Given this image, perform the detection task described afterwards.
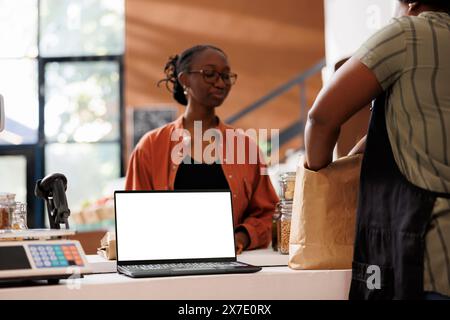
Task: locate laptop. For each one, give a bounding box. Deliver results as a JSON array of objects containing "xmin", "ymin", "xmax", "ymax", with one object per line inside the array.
[{"xmin": 114, "ymin": 190, "xmax": 262, "ymax": 278}]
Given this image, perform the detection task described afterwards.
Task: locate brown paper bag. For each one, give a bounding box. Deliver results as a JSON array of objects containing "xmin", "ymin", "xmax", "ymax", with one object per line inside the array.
[{"xmin": 288, "ymin": 154, "xmax": 362, "ymax": 270}]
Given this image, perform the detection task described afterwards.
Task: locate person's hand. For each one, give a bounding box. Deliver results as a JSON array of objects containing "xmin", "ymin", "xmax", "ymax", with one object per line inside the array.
[{"xmin": 234, "ymin": 230, "xmax": 250, "ymax": 255}]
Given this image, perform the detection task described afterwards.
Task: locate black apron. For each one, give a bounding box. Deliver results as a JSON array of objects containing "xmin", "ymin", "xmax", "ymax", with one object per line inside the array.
[{"xmin": 349, "ymin": 92, "xmax": 450, "ymax": 300}]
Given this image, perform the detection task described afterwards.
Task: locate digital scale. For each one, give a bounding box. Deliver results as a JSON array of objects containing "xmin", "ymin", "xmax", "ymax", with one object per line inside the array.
[{"xmin": 0, "ymin": 229, "xmax": 91, "ymax": 284}]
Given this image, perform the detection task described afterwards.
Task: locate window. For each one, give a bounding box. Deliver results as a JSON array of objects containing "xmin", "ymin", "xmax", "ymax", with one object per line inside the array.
[
  {"xmin": 0, "ymin": 0, "xmax": 38, "ymax": 145},
  {"xmin": 0, "ymin": 0, "xmax": 124, "ymax": 227},
  {"xmin": 39, "ymin": 0, "xmax": 124, "ymax": 57}
]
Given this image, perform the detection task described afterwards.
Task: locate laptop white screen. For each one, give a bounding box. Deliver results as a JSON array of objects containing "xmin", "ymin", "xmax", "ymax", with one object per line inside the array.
[{"xmin": 115, "ymin": 191, "xmax": 236, "ymax": 261}]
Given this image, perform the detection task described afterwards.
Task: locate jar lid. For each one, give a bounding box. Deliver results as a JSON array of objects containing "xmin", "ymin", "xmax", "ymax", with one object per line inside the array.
[{"xmin": 279, "ymin": 172, "xmax": 296, "ymax": 181}]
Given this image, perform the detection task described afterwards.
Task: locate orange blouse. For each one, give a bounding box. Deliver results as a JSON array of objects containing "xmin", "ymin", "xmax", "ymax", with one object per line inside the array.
[{"xmin": 125, "ymin": 116, "xmax": 279, "ymax": 250}]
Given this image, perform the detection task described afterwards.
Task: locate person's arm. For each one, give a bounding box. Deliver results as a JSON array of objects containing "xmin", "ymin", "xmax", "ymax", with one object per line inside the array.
[
  {"xmin": 305, "ymin": 18, "xmax": 407, "ymax": 171},
  {"xmin": 305, "ymin": 57, "xmax": 382, "ymax": 171}
]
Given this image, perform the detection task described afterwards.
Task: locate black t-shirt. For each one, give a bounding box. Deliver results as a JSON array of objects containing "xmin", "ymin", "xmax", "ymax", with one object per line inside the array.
[{"xmin": 174, "ymin": 156, "xmax": 230, "ymax": 190}]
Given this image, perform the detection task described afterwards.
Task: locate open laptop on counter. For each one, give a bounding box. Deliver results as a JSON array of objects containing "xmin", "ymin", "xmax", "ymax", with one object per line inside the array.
[{"xmin": 114, "ymin": 190, "xmax": 261, "ymax": 278}]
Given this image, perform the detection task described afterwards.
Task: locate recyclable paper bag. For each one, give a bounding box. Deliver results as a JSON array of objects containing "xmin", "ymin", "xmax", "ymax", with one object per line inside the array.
[{"xmin": 288, "ymin": 154, "xmax": 362, "ymax": 270}]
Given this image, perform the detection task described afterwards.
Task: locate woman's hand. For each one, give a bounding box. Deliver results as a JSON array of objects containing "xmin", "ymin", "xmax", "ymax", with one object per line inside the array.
[{"xmin": 234, "ymin": 230, "xmax": 250, "ymax": 255}]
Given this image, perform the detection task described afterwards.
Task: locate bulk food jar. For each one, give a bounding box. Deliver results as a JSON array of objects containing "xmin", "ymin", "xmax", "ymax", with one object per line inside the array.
[
  {"xmin": 0, "ymin": 192, "xmax": 16, "ymax": 230},
  {"xmin": 277, "ymin": 200, "xmax": 293, "ymax": 255},
  {"xmin": 279, "ymin": 172, "xmax": 296, "ymax": 201}
]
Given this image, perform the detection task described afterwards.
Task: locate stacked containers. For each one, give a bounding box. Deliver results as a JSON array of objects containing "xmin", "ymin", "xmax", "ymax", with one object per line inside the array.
[
  {"xmin": 274, "ymin": 172, "xmax": 296, "ymax": 254},
  {"xmin": 0, "ymin": 193, "xmax": 27, "ymax": 230}
]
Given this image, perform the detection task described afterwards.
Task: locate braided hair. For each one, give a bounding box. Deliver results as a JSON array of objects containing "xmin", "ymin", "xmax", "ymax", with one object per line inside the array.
[
  {"xmin": 399, "ymin": 0, "xmax": 450, "ymax": 13},
  {"xmin": 157, "ymin": 45, "xmax": 226, "ymax": 106}
]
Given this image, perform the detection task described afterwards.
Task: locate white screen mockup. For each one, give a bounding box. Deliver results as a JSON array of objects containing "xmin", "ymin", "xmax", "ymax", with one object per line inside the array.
[{"xmin": 115, "ymin": 191, "xmax": 236, "ymax": 261}]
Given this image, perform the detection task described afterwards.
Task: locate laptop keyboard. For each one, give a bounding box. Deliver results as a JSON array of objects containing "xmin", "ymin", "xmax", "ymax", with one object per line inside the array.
[{"xmin": 124, "ymin": 262, "xmax": 244, "ymax": 271}]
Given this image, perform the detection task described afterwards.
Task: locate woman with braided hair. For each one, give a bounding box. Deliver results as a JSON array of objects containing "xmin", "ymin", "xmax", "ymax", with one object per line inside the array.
[{"xmin": 125, "ymin": 45, "xmax": 279, "ymax": 254}]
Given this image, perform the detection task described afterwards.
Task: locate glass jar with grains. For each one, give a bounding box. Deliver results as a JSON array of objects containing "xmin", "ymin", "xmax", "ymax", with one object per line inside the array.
[
  {"xmin": 277, "ymin": 200, "xmax": 293, "ymax": 255},
  {"xmin": 279, "ymin": 172, "xmax": 296, "ymax": 201},
  {"xmin": 0, "ymin": 193, "xmax": 16, "ymax": 230}
]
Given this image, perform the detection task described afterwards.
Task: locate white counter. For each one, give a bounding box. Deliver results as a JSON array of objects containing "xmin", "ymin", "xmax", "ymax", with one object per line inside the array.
[{"xmin": 0, "ymin": 249, "xmax": 352, "ymax": 300}]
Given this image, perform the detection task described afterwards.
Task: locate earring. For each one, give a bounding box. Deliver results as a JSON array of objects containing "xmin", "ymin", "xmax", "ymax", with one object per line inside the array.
[{"xmin": 183, "ymin": 86, "xmax": 188, "ymax": 95}]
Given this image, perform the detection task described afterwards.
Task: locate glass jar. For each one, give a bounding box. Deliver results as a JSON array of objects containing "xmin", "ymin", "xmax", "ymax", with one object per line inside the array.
[
  {"xmin": 279, "ymin": 172, "xmax": 296, "ymax": 201},
  {"xmin": 272, "ymin": 203, "xmax": 281, "ymax": 251},
  {"xmin": 278, "ymin": 200, "xmax": 293, "ymax": 255},
  {"xmin": 0, "ymin": 193, "xmax": 16, "ymax": 230}
]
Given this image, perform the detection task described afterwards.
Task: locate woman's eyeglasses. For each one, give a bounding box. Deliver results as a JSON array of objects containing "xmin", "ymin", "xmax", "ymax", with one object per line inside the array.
[{"xmin": 188, "ymin": 69, "xmax": 238, "ymax": 85}]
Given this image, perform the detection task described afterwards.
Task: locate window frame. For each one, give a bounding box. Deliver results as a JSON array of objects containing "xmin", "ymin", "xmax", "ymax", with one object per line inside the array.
[{"xmin": 38, "ymin": 54, "xmax": 125, "ymax": 228}]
